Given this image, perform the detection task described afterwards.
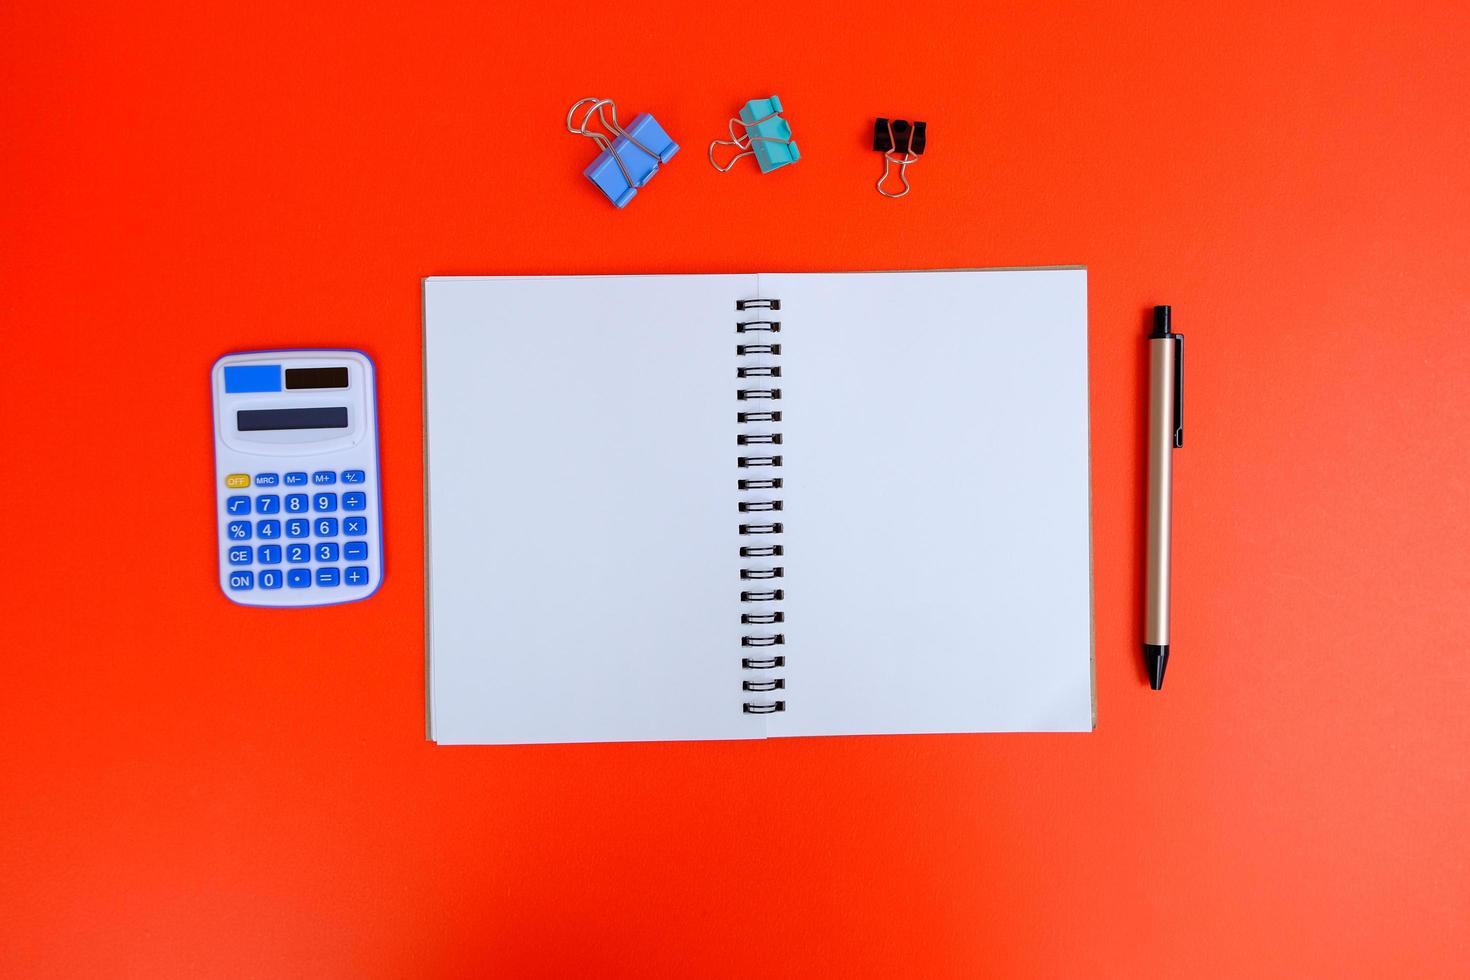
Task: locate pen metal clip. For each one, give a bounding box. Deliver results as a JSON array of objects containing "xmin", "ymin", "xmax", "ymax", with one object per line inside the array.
[{"xmin": 1172, "ymin": 334, "xmax": 1184, "ymax": 449}]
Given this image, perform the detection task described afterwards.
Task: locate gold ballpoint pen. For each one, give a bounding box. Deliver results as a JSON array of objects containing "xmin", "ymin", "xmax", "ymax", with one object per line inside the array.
[{"xmin": 1145, "ymin": 305, "xmax": 1184, "ymax": 690}]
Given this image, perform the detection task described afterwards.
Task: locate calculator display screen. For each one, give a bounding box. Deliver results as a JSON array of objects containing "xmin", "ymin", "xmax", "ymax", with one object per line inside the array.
[
  {"xmin": 285, "ymin": 367, "xmax": 349, "ymax": 390},
  {"xmin": 237, "ymin": 407, "xmax": 349, "ymax": 431}
]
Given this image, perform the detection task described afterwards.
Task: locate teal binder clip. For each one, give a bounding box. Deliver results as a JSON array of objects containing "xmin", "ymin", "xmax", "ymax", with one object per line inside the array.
[
  {"xmin": 708, "ymin": 96, "xmax": 800, "ymax": 174},
  {"xmin": 566, "ymin": 98, "xmax": 679, "ymax": 208}
]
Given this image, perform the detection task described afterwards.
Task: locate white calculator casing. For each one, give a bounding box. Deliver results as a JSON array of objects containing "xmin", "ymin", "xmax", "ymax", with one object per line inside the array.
[{"xmin": 211, "ymin": 349, "xmax": 384, "ymax": 607}]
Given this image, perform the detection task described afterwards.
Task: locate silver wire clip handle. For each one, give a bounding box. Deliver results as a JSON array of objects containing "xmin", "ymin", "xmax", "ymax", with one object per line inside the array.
[{"xmin": 873, "ymin": 118, "xmax": 927, "ymax": 198}]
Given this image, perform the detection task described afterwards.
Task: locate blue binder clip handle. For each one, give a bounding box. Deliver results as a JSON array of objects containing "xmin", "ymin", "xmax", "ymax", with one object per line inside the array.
[
  {"xmin": 709, "ymin": 95, "xmax": 800, "ymax": 174},
  {"xmin": 567, "ymin": 98, "xmax": 679, "ymax": 208}
]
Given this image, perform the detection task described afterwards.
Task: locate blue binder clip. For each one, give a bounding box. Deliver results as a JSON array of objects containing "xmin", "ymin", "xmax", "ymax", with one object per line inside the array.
[
  {"xmin": 566, "ymin": 97, "xmax": 679, "ymax": 208},
  {"xmin": 708, "ymin": 96, "xmax": 800, "ymax": 173}
]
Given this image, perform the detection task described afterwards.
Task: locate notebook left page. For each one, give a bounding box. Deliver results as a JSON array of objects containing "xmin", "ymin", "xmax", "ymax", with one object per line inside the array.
[{"xmin": 424, "ymin": 275, "xmax": 762, "ymax": 745}]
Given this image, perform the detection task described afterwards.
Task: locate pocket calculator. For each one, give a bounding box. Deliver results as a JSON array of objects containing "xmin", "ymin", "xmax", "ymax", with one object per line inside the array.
[{"xmin": 211, "ymin": 349, "xmax": 383, "ymax": 606}]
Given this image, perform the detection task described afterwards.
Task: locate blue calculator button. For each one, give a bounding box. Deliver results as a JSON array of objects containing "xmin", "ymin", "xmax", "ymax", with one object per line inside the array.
[
  {"xmin": 286, "ymin": 543, "xmax": 311, "ymax": 564},
  {"xmin": 343, "ymin": 469, "xmax": 366, "ymax": 484},
  {"xmin": 316, "ymin": 567, "xmax": 341, "ymax": 587},
  {"xmin": 254, "ymin": 473, "xmax": 279, "ymax": 487},
  {"xmin": 227, "ymin": 545, "xmax": 253, "ymax": 565},
  {"xmin": 257, "ymin": 545, "xmax": 282, "ymax": 565},
  {"xmin": 285, "ymin": 494, "xmax": 309, "ymax": 514},
  {"xmin": 259, "ymin": 569, "xmax": 283, "ymax": 590},
  {"xmin": 227, "ymin": 520, "xmax": 252, "ymax": 540},
  {"xmin": 287, "ymin": 569, "xmax": 311, "ymax": 588},
  {"xmin": 312, "ymin": 471, "xmax": 337, "ymax": 485},
  {"xmin": 342, "ymin": 491, "xmax": 366, "ymax": 511},
  {"xmin": 285, "ymin": 518, "xmax": 310, "ymax": 539},
  {"xmin": 345, "ymin": 566, "xmax": 370, "ymax": 586},
  {"xmin": 284, "ymin": 472, "xmax": 308, "ymax": 486},
  {"xmin": 343, "ymin": 516, "xmax": 367, "ymax": 537},
  {"xmin": 226, "ymin": 495, "xmax": 251, "ymax": 515},
  {"xmin": 314, "ymin": 492, "xmax": 338, "ymax": 513},
  {"xmin": 316, "ymin": 542, "xmax": 340, "ymax": 562},
  {"xmin": 343, "ymin": 541, "xmax": 369, "ymax": 561},
  {"xmin": 227, "ymin": 570, "xmax": 254, "ymax": 591},
  {"xmin": 256, "ymin": 519, "xmax": 281, "ymax": 540},
  {"xmin": 315, "ymin": 517, "xmax": 339, "ymax": 537},
  {"xmin": 255, "ymin": 494, "xmax": 281, "ymax": 514}
]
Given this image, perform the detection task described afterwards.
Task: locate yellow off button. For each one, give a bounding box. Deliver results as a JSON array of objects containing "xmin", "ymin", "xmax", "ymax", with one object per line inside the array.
[{"xmin": 225, "ymin": 473, "xmax": 250, "ymax": 488}]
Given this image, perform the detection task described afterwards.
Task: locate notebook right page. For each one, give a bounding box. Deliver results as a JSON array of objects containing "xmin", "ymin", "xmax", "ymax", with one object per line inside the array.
[{"xmin": 763, "ymin": 270, "xmax": 1094, "ymax": 736}]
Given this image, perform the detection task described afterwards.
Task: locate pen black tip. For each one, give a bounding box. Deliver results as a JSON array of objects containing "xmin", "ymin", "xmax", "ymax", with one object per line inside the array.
[
  {"xmin": 1151, "ymin": 305, "xmax": 1172, "ymax": 337},
  {"xmin": 1144, "ymin": 644, "xmax": 1169, "ymax": 690}
]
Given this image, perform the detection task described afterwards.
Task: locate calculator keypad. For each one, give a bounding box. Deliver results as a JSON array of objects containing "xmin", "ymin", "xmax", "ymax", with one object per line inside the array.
[{"xmin": 221, "ymin": 469, "xmax": 375, "ymax": 598}]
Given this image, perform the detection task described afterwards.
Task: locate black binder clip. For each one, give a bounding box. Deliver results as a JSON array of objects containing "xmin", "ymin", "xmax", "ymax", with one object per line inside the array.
[{"xmin": 873, "ymin": 118, "xmax": 926, "ymax": 198}]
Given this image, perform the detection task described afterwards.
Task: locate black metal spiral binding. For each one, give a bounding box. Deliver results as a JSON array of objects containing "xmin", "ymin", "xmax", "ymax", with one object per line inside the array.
[
  {"xmin": 742, "ymin": 611, "xmax": 784, "ymax": 623},
  {"xmin": 736, "ymin": 296, "xmax": 786, "ymax": 715},
  {"xmin": 738, "ymin": 523, "xmax": 782, "ymax": 535}
]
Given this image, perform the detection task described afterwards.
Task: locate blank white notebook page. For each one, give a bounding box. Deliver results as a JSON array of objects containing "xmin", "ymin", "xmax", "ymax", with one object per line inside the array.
[
  {"xmin": 424, "ymin": 275, "xmax": 763, "ymax": 745},
  {"xmin": 766, "ymin": 270, "xmax": 1094, "ymax": 736}
]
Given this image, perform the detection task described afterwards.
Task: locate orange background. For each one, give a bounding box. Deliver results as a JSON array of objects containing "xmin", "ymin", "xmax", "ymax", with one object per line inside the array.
[{"xmin": 2, "ymin": 1, "xmax": 1467, "ymax": 977}]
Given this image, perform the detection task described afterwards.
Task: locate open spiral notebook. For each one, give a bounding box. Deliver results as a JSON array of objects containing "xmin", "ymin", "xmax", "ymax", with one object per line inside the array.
[{"xmin": 424, "ymin": 270, "xmax": 1094, "ymax": 744}]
